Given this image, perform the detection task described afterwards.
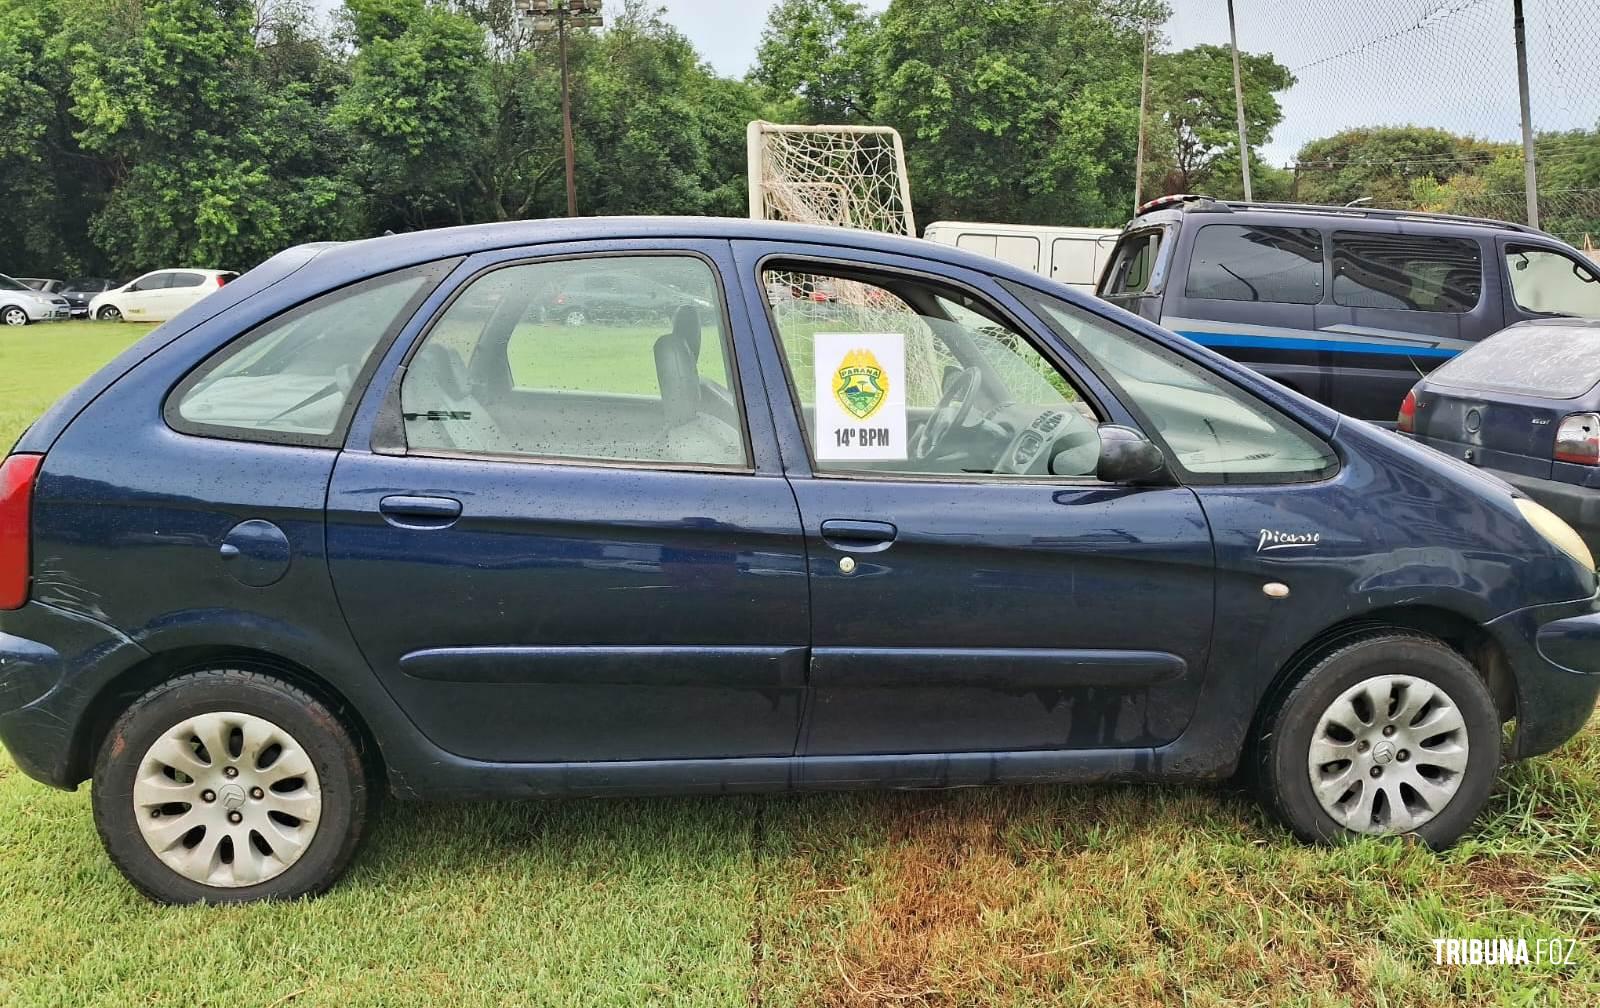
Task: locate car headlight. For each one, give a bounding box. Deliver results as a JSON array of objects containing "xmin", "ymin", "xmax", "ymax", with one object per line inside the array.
[{"xmin": 1515, "ymin": 497, "xmax": 1594, "ymax": 570}]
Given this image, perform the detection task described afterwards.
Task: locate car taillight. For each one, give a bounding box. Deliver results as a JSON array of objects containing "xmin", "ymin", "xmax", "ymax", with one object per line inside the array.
[
  {"xmin": 555, "ymin": 292, "xmax": 566, "ymax": 305},
  {"xmin": 215, "ymin": 275, "xmax": 227, "ymax": 287},
  {"xmin": 1397, "ymin": 390, "xmax": 1417, "ymax": 434},
  {"xmin": 0, "ymin": 454, "xmax": 43, "ymax": 610},
  {"xmin": 1555, "ymin": 413, "xmax": 1600, "ymax": 465}
]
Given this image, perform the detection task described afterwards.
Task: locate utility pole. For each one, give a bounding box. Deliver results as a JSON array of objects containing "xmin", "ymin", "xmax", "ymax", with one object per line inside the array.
[
  {"xmin": 1133, "ymin": 22, "xmax": 1151, "ymax": 213},
  {"xmin": 1226, "ymin": 0, "xmax": 1253, "ymax": 202},
  {"xmin": 1512, "ymin": 0, "xmax": 1539, "ymax": 229},
  {"xmin": 520, "ymin": 0, "xmax": 604, "ymax": 217}
]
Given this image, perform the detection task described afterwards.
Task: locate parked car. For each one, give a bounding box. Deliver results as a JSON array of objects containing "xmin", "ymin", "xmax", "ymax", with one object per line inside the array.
[
  {"xmin": 546, "ymin": 268, "xmax": 708, "ymax": 325},
  {"xmin": 924, "ymin": 220, "xmax": 1120, "ymax": 292},
  {"xmin": 90, "ymin": 268, "xmax": 238, "ymax": 322},
  {"xmin": 3, "ymin": 217, "xmax": 1599, "ymax": 904},
  {"xmin": 0, "ymin": 272, "xmax": 71, "ymax": 325},
  {"xmin": 1096, "ymin": 196, "xmax": 1600, "ymax": 422},
  {"xmin": 20, "ymin": 277, "xmax": 120, "ymax": 318},
  {"xmin": 1403, "ymin": 317, "xmax": 1600, "ymax": 555}
]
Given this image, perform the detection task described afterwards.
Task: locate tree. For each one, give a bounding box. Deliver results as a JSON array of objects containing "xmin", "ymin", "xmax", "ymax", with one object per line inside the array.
[
  {"xmin": 1292, "ymin": 126, "xmax": 1511, "ymax": 208},
  {"xmin": 1143, "ymin": 43, "xmax": 1292, "ymax": 197},
  {"xmin": 752, "ymin": 0, "xmax": 879, "ymax": 123}
]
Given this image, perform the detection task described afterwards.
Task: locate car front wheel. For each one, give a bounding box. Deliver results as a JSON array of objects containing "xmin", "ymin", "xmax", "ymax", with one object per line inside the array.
[
  {"xmin": 96, "ymin": 305, "xmax": 122, "ymax": 321},
  {"xmin": 1, "ymin": 305, "xmax": 29, "ymax": 326},
  {"xmin": 1256, "ymin": 631, "xmax": 1500, "ymax": 849},
  {"xmin": 91, "ymin": 669, "xmax": 371, "ymax": 904}
]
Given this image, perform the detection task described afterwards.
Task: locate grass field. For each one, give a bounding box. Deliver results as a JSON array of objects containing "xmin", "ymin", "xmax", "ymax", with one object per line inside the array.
[{"xmin": 2, "ymin": 319, "xmax": 1599, "ymax": 1006}]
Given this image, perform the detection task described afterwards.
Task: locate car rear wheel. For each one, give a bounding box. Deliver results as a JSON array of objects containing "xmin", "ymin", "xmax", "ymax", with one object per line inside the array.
[
  {"xmin": 96, "ymin": 305, "xmax": 122, "ymax": 322},
  {"xmin": 91, "ymin": 669, "xmax": 371, "ymax": 904},
  {"xmin": 1, "ymin": 305, "xmax": 28, "ymax": 326},
  {"xmin": 1256, "ymin": 631, "xmax": 1500, "ymax": 849}
]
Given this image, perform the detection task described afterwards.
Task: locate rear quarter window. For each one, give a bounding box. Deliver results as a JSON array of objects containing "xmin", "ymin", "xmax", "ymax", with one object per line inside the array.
[
  {"xmin": 1184, "ymin": 224, "xmax": 1324, "ymax": 305},
  {"xmin": 1427, "ymin": 323, "xmax": 1600, "ymax": 399}
]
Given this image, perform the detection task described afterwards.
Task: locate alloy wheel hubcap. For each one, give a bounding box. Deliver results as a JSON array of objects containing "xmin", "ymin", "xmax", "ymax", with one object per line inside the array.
[
  {"xmin": 133, "ymin": 711, "xmax": 322, "ymax": 887},
  {"xmin": 1307, "ymin": 674, "xmax": 1470, "ymax": 835}
]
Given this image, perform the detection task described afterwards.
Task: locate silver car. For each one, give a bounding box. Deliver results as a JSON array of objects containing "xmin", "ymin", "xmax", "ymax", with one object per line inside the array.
[{"xmin": 0, "ymin": 273, "xmax": 70, "ymax": 325}]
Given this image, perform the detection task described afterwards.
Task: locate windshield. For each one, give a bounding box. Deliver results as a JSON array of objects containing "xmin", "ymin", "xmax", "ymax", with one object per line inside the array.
[
  {"xmin": 1429, "ymin": 323, "xmax": 1600, "ymax": 399},
  {"xmin": 0, "ymin": 274, "xmax": 31, "ymax": 292}
]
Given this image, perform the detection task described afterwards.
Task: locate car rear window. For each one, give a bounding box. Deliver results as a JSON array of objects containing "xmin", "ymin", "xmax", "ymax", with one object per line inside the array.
[
  {"xmin": 1427, "ymin": 324, "xmax": 1600, "ymax": 399},
  {"xmin": 1101, "ymin": 229, "xmax": 1165, "ymax": 295}
]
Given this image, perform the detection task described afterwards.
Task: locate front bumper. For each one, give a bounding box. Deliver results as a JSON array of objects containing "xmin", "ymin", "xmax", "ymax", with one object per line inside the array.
[
  {"xmin": 1490, "ymin": 467, "xmax": 1600, "ymax": 555},
  {"xmin": 1487, "ymin": 587, "xmax": 1600, "ymax": 758},
  {"xmin": 0, "ymin": 601, "xmax": 148, "ymax": 788}
]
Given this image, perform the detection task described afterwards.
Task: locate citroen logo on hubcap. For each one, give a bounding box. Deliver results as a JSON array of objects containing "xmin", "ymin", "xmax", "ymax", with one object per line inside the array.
[
  {"xmin": 1372, "ymin": 741, "xmax": 1396, "ymax": 765},
  {"xmin": 218, "ymin": 783, "xmax": 247, "ymax": 810}
]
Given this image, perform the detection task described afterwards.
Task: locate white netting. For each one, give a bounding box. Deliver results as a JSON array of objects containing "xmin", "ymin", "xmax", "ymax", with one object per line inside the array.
[{"xmin": 746, "ymin": 121, "xmax": 916, "ymax": 236}]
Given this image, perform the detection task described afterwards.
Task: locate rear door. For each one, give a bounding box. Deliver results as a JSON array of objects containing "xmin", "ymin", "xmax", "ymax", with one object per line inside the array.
[
  {"xmin": 326, "ymin": 240, "xmax": 811, "ymax": 764},
  {"xmin": 736, "ymin": 242, "xmax": 1216, "ymax": 757},
  {"xmin": 1317, "ymin": 227, "xmax": 1489, "ymax": 420},
  {"xmin": 1096, "ymin": 225, "xmax": 1170, "ymax": 320},
  {"xmin": 157, "ymin": 271, "xmax": 209, "ymax": 320}
]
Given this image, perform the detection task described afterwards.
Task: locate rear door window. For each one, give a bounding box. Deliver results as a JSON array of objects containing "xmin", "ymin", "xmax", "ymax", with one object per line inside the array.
[
  {"xmin": 1427, "ymin": 323, "xmax": 1600, "ymax": 399},
  {"xmin": 1332, "ymin": 232, "xmax": 1481, "ymax": 312},
  {"xmin": 1504, "ymin": 245, "xmax": 1600, "ymax": 316},
  {"xmin": 1101, "ymin": 229, "xmax": 1164, "ymax": 295},
  {"xmin": 1184, "ymin": 225, "xmax": 1324, "ymax": 304}
]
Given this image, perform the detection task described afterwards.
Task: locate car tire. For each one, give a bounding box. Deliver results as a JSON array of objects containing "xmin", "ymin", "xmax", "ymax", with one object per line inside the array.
[
  {"xmin": 1255, "ymin": 631, "xmax": 1500, "ymax": 850},
  {"xmin": 1, "ymin": 305, "xmax": 29, "ymax": 326},
  {"xmin": 96, "ymin": 305, "xmax": 122, "ymax": 322},
  {"xmin": 91, "ymin": 669, "xmax": 371, "ymax": 904}
]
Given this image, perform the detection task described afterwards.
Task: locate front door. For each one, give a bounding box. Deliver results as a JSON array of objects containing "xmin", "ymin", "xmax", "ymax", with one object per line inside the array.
[
  {"xmin": 327, "ymin": 243, "xmax": 810, "ymax": 763},
  {"xmin": 119, "ymin": 272, "xmax": 170, "ymax": 320},
  {"xmin": 737, "ymin": 247, "xmax": 1217, "ymax": 756}
]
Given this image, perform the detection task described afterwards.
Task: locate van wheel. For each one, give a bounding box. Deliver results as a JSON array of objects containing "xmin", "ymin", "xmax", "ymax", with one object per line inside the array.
[
  {"xmin": 91, "ymin": 669, "xmax": 370, "ymax": 904},
  {"xmin": 1255, "ymin": 632, "xmax": 1499, "ymax": 850}
]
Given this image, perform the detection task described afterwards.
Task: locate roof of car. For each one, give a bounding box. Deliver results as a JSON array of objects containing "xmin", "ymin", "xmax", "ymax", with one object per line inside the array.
[
  {"xmin": 305, "ymin": 216, "xmax": 1027, "ymax": 279},
  {"xmin": 1129, "ymin": 196, "xmax": 1560, "ymax": 241}
]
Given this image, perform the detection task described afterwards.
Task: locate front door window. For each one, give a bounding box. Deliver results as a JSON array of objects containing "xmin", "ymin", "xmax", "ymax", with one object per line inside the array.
[{"xmin": 1505, "ymin": 245, "xmax": 1600, "ymax": 316}]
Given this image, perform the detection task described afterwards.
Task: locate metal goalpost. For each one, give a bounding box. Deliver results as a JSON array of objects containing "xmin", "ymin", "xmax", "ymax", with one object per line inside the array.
[{"xmin": 745, "ymin": 120, "xmax": 917, "ymax": 236}]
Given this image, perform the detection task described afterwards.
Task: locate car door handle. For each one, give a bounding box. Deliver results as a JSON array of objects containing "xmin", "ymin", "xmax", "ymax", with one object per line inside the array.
[
  {"xmin": 820, "ymin": 519, "xmax": 898, "ymax": 552},
  {"xmin": 379, "ymin": 495, "xmax": 463, "ymax": 528}
]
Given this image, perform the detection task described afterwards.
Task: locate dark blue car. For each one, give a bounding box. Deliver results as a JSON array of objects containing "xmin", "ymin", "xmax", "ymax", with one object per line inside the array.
[
  {"xmin": 2, "ymin": 218, "xmax": 1598, "ymax": 904},
  {"xmin": 1404, "ymin": 318, "xmax": 1600, "ymax": 555}
]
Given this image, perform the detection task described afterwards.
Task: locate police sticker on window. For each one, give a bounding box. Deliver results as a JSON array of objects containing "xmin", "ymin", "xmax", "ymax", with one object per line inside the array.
[{"xmin": 813, "ymin": 332, "xmax": 907, "ymax": 460}]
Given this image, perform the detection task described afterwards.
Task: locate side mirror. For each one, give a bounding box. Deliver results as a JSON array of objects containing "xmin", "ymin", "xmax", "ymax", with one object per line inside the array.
[{"xmin": 1095, "ymin": 424, "xmax": 1168, "ymax": 484}]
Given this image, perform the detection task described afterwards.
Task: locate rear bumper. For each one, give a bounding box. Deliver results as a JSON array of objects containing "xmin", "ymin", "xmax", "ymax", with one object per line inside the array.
[
  {"xmin": 0, "ymin": 602, "xmax": 148, "ymax": 788},
  {"xmin": 1487, "ymin": 587, "xmax": 1600, "ymax": 758},
  {"xmin": 1490, "ymin": 467, "xmax": 1600, "ymax": 554}
]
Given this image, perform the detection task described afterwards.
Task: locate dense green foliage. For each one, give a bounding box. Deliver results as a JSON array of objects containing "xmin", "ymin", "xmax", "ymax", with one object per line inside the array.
[{"xmin": 0, "ymin": 0, "xmax": 762, "ymax": 276}]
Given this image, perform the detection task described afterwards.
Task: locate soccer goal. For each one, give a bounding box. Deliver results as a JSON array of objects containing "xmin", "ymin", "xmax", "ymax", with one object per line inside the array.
[{"xmin": 746, "ymin": 121, "xmax": 916, "ymax": 236}]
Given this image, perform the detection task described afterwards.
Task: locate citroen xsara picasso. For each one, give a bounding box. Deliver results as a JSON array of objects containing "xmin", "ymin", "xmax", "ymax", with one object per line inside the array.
[{"xmin": 2, "ymin": 218, "xmax": 1598, "ymax": 904}]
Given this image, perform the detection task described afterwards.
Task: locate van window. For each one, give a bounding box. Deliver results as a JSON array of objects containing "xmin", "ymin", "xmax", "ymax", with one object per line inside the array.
[
  {"xmin": 1332, "ymin": 232, "xmax": 1481, "ymax": 312},
  {"xmin": 1504, "ymin": 246, "xmax": 1600, "ymax": 316},
  {"xmin": 1184, "ymin": 225, "xmax": 1323, "ymax": 305},
  {"xmin": 1102, "ymin": 230, "xmax": 1164, "ymax": 295},
  {"xmin": 955, "ymin": 233, "xmax": 1040, "ymax": 271}
]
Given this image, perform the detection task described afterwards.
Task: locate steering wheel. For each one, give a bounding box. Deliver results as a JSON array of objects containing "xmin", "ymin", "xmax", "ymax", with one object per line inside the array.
[{"xmin": 911, "ymin": 367, "xmax": 982, "ymax": 460}]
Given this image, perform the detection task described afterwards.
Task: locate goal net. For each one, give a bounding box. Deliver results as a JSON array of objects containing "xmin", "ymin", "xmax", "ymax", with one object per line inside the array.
[{"xmin": 746, "ymin": 121, "xmax": 916, "ymax": 236}]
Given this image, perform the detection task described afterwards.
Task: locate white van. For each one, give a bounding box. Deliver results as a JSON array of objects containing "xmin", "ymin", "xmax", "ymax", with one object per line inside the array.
[{"xmin": 923, "ymin": 221, "xmax": 1121, "ymax": 292}]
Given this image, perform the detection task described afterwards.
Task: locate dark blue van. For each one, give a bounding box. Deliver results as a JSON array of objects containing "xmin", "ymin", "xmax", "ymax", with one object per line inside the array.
[
  {"xmin": 1097, "ymin": 198, "xmax": 1600, "ymax": 422},
  {"xmin": 2, "ymin": 217, "xmax": 1598, "ymax": 903}
]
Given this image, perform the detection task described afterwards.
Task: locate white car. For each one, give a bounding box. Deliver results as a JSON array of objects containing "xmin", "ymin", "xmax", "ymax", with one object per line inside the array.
[
  {"xmin": 90, "ymin": 268, "xmax": 239, "ymax": 323},
  {"xmin": 0, "ymin": 273, "xmax": 71, "ymax": 325}
]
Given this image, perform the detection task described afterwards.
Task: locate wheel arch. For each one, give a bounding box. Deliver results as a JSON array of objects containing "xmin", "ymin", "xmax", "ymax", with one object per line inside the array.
[
  {"xmin": 68, "ymin": 645, "xmax": 385, "ymax": 789},
  {"xmin": 1251, "ymin": 604, "xmax": 1517, "ymax": 743}
]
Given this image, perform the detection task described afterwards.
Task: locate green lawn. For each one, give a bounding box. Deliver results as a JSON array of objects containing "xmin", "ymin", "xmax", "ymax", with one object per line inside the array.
[{"xmin": 2, "ymin": 320, "xmax": 1599, "ymax": 1006}]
